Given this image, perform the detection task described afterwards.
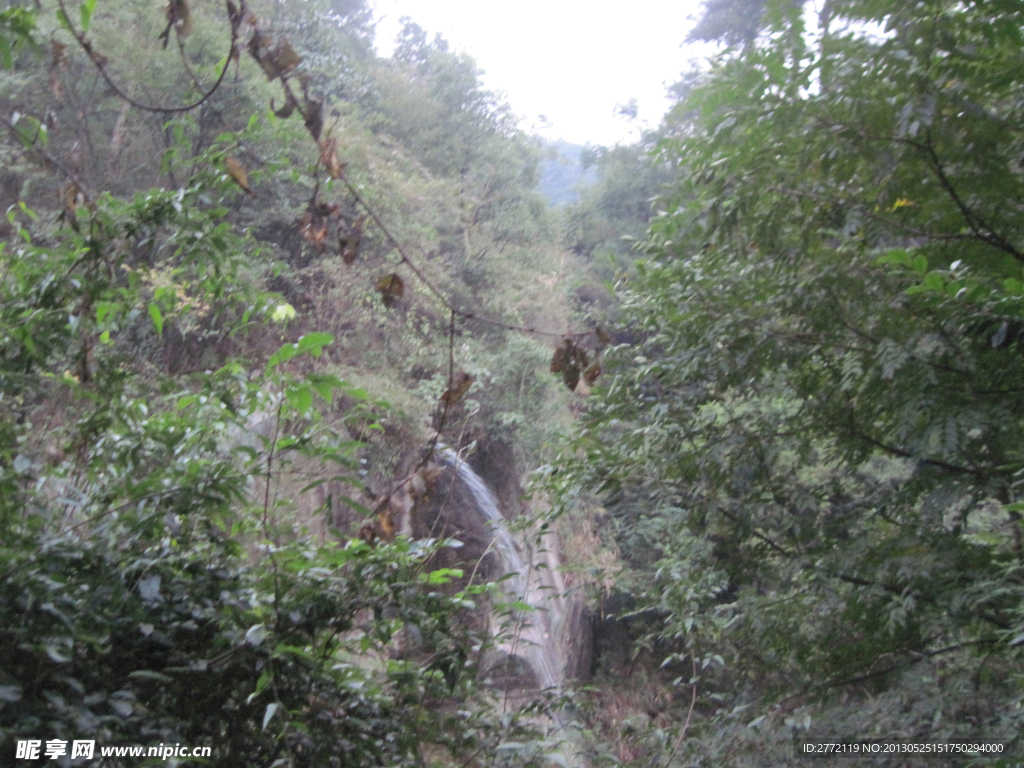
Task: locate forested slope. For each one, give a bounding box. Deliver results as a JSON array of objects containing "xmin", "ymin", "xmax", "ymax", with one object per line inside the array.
[
  {"xmin": 553, "ymin": 0, "xmax": 1024, "ymax": 765},
  {"xmin": 0, "ymin": 0, "xmax": 593, "ymax": 764},
  {"xmin": 6, "ymin": 0, "xmax": 1024, "ymax": 766}
]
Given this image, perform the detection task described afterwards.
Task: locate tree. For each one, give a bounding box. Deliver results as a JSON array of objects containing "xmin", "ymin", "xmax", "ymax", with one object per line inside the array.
[
  {"xmin": 688, "ymin": 0, "xmax": 777, "ymax": 48},
  {"xmin": 556, "ymin": 0, "xmax": 1024, "ymax": 763},
  {"xmin": 0, "ymin": 1, "xmax": 572, "ymax": 764}
]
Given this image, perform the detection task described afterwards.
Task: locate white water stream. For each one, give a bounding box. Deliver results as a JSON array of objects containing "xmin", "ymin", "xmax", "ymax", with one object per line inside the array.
[{"xmin": 441, "ymin": 449, "xmax": 567, "ymax": 693}]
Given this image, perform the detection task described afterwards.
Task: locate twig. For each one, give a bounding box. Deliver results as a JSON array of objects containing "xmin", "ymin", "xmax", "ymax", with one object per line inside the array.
[
  {"xmin": 0, "ymin": 113, "xmax": 91, "ymax": 200},
  {"xmin": 56, "ymin": 0, "xmax": 236, "ymax": 114},
  {"xmin": 921, "ymin": 132, "xmax": 1024, "ymax": 263},
  {"xmin": 663, "ymin": 657, "xmax": 700, "ymax": 768}
]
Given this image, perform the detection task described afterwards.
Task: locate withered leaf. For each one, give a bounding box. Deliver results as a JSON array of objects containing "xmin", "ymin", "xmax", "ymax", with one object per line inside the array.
[
  {"xmin": 60, "ymin": 183, "xmax": 83, "ymax": 232},
  {"xmin": 223, "ymin": 156, "xmax": 255, "ymax": 197},
  {"xmin": 595, "ymin": 326, "xmax": 612, "ymax": 345},
  {"xmin": 376, "ymin": 273, "xmax": 404, "ymax": 307},
  {"xmin": 357, "ymin": 522, "xmax": 377, "ymax": 547},
  {"xmin": 50, "ymin": 41, "xmax": 68, "ymax": 101},
  {"xmin": 340, "ymin": 215, "xmax": 366, "ymax": 265},
  {"xmin": 319, "ymin": 137, "xmax": 346, "ymax": 179},
  {"xmin": 299, "ymin": 211, "xmax": 328, "ymax": 253},
  {"xmin": 550, "ymin": 338, "xmax": 572, "ymax": 373},
  {"xmin": 268, "ymin": 40, "xmax": 302, "ymax": 76},
  {"xmin": 572, "ymin": 344, "xmax": 590, "ymax": 371},
  {"xmin": 303, "ymin": 99, "xmax": 324, "ymax": 140},
  {"xmin": 247, "ymin": 31, "xmax": 278, "ymax": 79},
  {"xmin": 377, "ymin": 508, "xmax": 396, "ymax": 541},
  {"xmin": 552, "ymin": 337, "xmax": 590, "ymax": 390},
  {"xmin": 440, "ymin": 371, "xmax": 474, "ymax": 406},
  {"xmin": 562, "ymin": 365, "xmax": 580, "ymax": 392},
  {"xmin": 63, "ymin": 182, "xmax": 82, "ymax": 212},
  {"xmin": 160, "ymin": 0, "xmax": 192, "ymax": 48},
  {"xmin": 583, "ymin": 360, "xmax": 602, "ymax": 386},
  {"xmin": 272, "ymin": 93, "xmax": 297, "ymax": 119},
  {"xmin": 51, "ymin": 40, "xmax": 68, "ymax": 69},
  {"xmin": 50, "ymin": 72, "xmax": 63, "ymax": 103}
]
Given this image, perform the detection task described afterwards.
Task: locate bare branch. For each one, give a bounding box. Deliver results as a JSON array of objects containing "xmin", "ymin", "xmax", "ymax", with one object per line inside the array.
[{"xmin": 56, "ymin": 0, "xmax": 237, "ymax": 114}]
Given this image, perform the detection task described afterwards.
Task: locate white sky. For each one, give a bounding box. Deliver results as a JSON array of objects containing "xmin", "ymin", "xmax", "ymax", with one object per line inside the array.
[{"xmin": 371, "ymin": 0, "xmax": 710, "ymax": 147}]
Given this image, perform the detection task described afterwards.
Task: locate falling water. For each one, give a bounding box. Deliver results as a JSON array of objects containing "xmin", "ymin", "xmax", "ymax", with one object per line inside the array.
[{"xmin": 441, "ymin": 449, "xmax": 566, "ymax": 693}]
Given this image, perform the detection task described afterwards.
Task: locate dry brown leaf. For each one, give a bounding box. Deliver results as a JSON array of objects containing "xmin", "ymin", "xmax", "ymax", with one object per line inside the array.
[
  {"xmin": 63, "ymin": 183, "xmax": 79, "ymax": 211},
  {"xmin": 551, "ymin": 338, "xmax": 590, "ymax": 391},
  {"xmin": 357, "ymin": 522, "xmax": 377, "ymax": 547},
  {"xmin": 247, "ymin": 31, "xmax": 278, "ymax": 79},
  {"xmin": 226, "ymin": 0, "xmax": 241, "ymax": 26},
  {"xmin": 440, "ymin": 371, "xmax": 474, "ymax": 406},
  {"xmin": 272, "ymin": 93, "xmax": 297, "ymax": 118},
  {"xmin": 269, "ymin": 40, "xmax": 302, "ymax": 76},
  {"xmin": 340, "ymin": 215, "xmax": 365, "ymax": 265},
  {"xmin": 376, "ymin": 273, "xmax": 404, "ymax": 307},
  {"xmin": 377, "ymin": 508, "xmax": 395, "ymax": 541},
  {"xmin": 160, "ymin": 0, "xmax": 192, "ymax": 48},
  {"xmin": 562, "ymin": 365, "xmax": 581, "ymax": 392},
  {"xmin": 572, "ymin": 344, "xmax": 590, "ymax": 371},
  {"xmin": 223, "ymin": 156, "xmax": 255, "ymax": 197},
  {"xmin": 550, "ymin": 338, "xmax": 572, "ymax": 373},
  {"xmin": 61, "ymin": 183, "xmax": 83, "ymax": 232},
  {"xmin": 51, "ymin": 40, "xmax": 68, "ymax": 69},
  {"xmin": 583, "ymin": 360, "xmax": 602, "ymax": 386},
  {"xmin": 299, "ymin": 211, "xmax": 328, "ymax": 252},
  {"xmin": 49, "ymin": 42, "xmax": 68, "ymax": 101},
  {"xmin": 596, "ymin": 326, "xmax": 612, "ymax": 345},
  {"xmin": 303, "ymin": 99, "xmax": 324, "ymax": 140},
  {"xmin": 319, "ymin": 137, "xmax": 347, "ymax": 179}
]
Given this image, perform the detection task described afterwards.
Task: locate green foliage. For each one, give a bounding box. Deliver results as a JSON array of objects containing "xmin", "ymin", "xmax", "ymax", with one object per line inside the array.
[
  {"xmin": 0, "ymin": 0, "xmax": 580, "ymax": 762},
  {"xmin": 0, "ymin": 3, "xmax": 35, "ymax": 69},
  {"xmin": 563, "ymin": 138, "xmax": 677, "ymax": 265},
  {"xmin": 555, "ymin": 0, "xmax": 1024, "ymax": 763}
]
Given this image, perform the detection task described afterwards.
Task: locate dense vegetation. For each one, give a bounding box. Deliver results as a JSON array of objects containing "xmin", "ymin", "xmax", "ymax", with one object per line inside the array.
[
  {"xmin": 0, "ymin": 0, "xmax": 579, "ymax": 765},
  {"xmin": 6, "ymin": 0, "xmax": 1024, "ymax": 766},
  {"xmin": 555, "ymin": 0, "xmax": 1024, "ymax": 764}
]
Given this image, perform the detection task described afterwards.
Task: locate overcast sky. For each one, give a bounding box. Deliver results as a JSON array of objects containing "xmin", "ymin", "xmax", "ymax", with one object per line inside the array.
[{"xmin": 371, "ymin": 0, "xmax": 710, "ymax": 147}]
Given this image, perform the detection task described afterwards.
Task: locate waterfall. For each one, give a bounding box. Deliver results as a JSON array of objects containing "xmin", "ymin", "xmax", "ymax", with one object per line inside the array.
[{"xmin": 441, "ymin": 449, "xmax": 566, "ymax": 693}]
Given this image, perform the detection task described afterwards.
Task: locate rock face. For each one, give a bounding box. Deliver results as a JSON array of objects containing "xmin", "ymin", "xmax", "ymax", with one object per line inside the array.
[{"xmin": 411, "ymin": 448, "xmax": 592, "ymax": 693}]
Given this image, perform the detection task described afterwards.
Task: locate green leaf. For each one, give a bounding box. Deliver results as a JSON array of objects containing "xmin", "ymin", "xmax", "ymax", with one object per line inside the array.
[
  {"xmin": 147, "ymin": 302, "xmax": 163, "ymax": 336},
  {"xmin": 266, "ymin": 342, "xmax": 300, "ymax": 370},
  {"xmin": 11, "ymin": 113, "xmax": 42, "ymax": 149},
  {"xmin": 424, "ymin": 568, "xmax": 464, "ymax": 585},
  {"xmin": 95, "ymin": 301, "xmax": 115, "ymax": 324},
  {"xmin": 273, "ymin": 644, "xmax": 318, "ymax": 663},
  {"xmin": 922, "ymin": 272, "xmax": 945, "ymax": 292},
  {"xmin": 79, "ymin": 0, "xmax": 95, "ymax": 32},
  {"xmin": 295, "ymin": 332, "xmax": 334, "ymax": 357},
  {"xmin": 0, "ymin": 33, "xmax": 11, "ymax": 70},
  {"xmin": 307, "ymin": 373, "xmax": 347, "ymax": 403},
  {"xmin": 286, "ymin": 384, "xmax": 313, "ymax": 415},
  {"xmin": 271, "ymin": 303, "xmax": 296, "ymax": 323},
  {"xmin": 877, "ymin": 248, "xmax": 912, "ymax": 267}
]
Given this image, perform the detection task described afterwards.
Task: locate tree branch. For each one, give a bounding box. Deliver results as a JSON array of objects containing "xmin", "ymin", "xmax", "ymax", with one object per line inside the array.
[{"xmin": 56, "ymin": 0, "xmax": 237, "ymax": 114}]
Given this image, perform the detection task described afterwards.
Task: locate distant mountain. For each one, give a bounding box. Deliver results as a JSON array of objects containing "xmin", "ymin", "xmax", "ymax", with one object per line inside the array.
[{"xmin": 536, "ymin": 139, "xmax": 598, "ymax": 206}]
